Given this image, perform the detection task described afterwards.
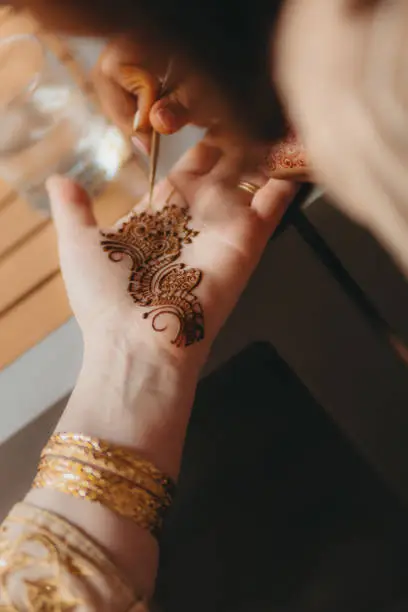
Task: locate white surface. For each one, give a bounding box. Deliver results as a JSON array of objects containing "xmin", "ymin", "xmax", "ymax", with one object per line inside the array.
[{"xmin": 0, "ymin": 319, "xmax": 82, "ymax": 444}]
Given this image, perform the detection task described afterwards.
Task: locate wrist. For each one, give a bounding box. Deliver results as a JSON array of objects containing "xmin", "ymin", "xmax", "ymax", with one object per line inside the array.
[{"xmin": 57, "ymin": 334, "xmax": 201, "ymax": 480}]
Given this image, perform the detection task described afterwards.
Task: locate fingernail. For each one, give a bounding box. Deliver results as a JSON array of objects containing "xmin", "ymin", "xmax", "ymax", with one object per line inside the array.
[
  {"xmin": 131, "ymin": 135, "xmax": 149, "ymax": 157},
  {"xmin": 133, "ymin": 110, "xmax": 140, "ymax": 132}
]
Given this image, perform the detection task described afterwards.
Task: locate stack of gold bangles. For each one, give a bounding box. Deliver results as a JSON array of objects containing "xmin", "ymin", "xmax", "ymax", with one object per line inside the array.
[{"xmin": 32, "ymin": 433, "xmax": 176, "ymax": 538}]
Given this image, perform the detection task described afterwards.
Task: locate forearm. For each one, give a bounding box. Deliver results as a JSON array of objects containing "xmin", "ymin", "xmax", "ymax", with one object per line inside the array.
[
  {"xmin": 56, "ymin": 338, "xmax": 200, "ymax": 478},
  {"xmin": 26, "ymin": 336, "xmax": 201, "ymax": 594}
]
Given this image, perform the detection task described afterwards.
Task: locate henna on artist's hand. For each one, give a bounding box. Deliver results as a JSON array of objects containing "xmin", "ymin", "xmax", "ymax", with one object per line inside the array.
[{"xmin": 262, "ymin": 131, "xmax": 310, "ymax": 182}]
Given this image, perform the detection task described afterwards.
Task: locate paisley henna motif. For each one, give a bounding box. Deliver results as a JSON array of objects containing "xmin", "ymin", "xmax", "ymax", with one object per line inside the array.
[{"xmin": 101, "ymin": 200, "xmax": 205, "ymax": 347}]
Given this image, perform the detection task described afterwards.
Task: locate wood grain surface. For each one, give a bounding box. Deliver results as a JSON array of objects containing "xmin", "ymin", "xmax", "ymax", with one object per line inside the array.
[{"xmin": 0, "ymin": 8, "xmax": 146, "ymax": 369}]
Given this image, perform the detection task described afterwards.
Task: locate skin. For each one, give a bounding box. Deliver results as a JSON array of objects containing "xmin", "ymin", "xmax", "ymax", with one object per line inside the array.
[
  {"xmin": 2, "ymin": 0, "xmax": 407, "ymax": 602},
  {"xmin": 9, "ymin": 1, "xmax": 310, "ymax": 180},
  {"xmin": 7, "ymin": 0, "xmax": 408, "ymax": 271},
  {"xmin": 93, "ymin": 41, "xmax": 310, "ymax": 180},
  {"xmin": 23, "ymin": 142, "xmax": 296, "ymax": 596},
  {"xmin": 17, "ymin": 0, "xmax": 408, "ymax": 273}
]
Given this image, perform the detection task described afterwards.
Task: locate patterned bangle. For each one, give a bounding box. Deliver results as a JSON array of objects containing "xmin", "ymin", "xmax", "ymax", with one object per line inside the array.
[
  {"xmin": 33, "ymin": 456, "xmax": 170, "ymax": 537},
  {"xmin": 44, "ymin": 433, "xmax": 176, "ymax": 497},
  {"xmin": 42, "ymin": 440, "xmax": 173, "ymax": 505}
]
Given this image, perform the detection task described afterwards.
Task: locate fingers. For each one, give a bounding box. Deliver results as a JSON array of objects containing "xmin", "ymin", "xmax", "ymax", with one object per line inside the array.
[
  {"xmin": 93, "ymin": 41, "xmax": 160, "ymax": 155},
  {"xmin": 117, "ymin": 65, "xmax": 159, "ymax": 156},
  {"xmin": 150, "ymin": 72, "xmax": 220, "ymax": 135},
  {"xmin": 235, "ymin": 176, "xmax": 268, "ymax": 207},
  {"xmin": 94, "ymin": 48, "xmax": 140, "ymax": 135},
  {"xmin": 171, "ymin": 141, "xmax": 222, "ymax": 176},
  {"xmin": 251, "ymin": 179, "xmax": 299, "ymax": 225},
  {"xmin": 117, "ymin": 66, "xmax": 159, "ymax": 132},
  {"xmin": 94, "ymin": 41, "xmax": 224, "ymax": 165},
  {"xmin": 166, "ymin": 142, "xmax": 222, "ymax": 203},
  {"xmin": 150, "ymin": 88, "xmax": 191, "ymax": 135},
  {"xmin": 165, "ymin": 137, "xmax": 297, "ymax": 232},
  {"xmin": 95, "ymin": 43, "xmax": 193, "ymax": 139},
  {"xmin": 46, "ymin": 176, "xmax": 97, "ymax": 245}
]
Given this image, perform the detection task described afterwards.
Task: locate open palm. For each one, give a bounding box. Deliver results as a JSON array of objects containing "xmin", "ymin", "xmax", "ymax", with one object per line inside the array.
[{"xmin": 48, "ymin": 140, "xmax": 295, "ymax": 365}]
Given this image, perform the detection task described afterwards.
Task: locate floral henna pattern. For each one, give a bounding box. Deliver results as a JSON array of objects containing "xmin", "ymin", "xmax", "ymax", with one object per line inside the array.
[
  {"xmin": 263, "ymin": 131, "xmax": 309, "ymax": 179},
  {"xmin": 101, "ymin": 200, "xmax": 205, "ymax": 347}
]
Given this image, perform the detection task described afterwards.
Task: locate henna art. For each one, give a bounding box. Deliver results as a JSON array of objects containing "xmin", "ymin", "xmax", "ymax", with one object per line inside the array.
[
  {"xmin": 101, "ymin": 200, "xmax": 205, "ymax": 347},
  {"xmin": 263, "ymin": 130, "xmax": 309, "ymax": 179}
]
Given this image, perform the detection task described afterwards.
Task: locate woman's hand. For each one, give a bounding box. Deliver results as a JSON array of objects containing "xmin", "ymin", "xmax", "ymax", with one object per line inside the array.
[
  {"xmin": 32, "ymin": 142, "xmax": 296, "ymax": 581},
  {"xmin": 93, "ymin": 40, "xmax": 310, "ymax": 179},
  {"xmin": 47, "ymin": 138, "xmax": 296, "ymax": 480},
  {"xmin": 47, "ymin": 139, "xmax": 296, "ymax": 373},
  {"xmin": 93, "ymin": 39, "xmax": 219, "ymax": 156}
]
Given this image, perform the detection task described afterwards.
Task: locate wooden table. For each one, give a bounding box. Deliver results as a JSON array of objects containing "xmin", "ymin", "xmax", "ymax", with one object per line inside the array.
[{"xmin": 0, "ymin": 8, "xmax": 147, "ymax": 370}]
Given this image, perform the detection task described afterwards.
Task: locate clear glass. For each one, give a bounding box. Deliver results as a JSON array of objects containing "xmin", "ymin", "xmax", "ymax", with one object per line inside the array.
[{"xmin": 0, "ymin": 34, "xmax": 130, "ymax": 213}]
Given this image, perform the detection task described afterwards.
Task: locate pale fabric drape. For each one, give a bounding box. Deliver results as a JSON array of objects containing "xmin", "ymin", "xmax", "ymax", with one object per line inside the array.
[{"xmin": 0, "ymin": 502, "xmax": 149, "ymax": 611}]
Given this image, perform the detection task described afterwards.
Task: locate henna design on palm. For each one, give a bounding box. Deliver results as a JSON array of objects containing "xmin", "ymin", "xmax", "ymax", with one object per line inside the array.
[{"xmin": 100, "ymin": 196, "xmax": 205, "ymax": 347}]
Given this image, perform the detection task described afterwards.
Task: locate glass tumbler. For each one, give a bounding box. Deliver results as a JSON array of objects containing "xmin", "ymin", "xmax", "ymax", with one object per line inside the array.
[{"xmin": 0, "ymin": 34, "xmax": 130, "ymax": 213}]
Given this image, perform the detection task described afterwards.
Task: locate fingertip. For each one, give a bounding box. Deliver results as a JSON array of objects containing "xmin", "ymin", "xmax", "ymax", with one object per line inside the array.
[
  {"xmin": 46, "ymin": 175, "xmax": 96, "ymax": 230},
  {"xmin": 253, "ymin": 178, "xmax": 299, "ymax": 224},
  {"xmin": 131, "ymin": 134, "xmax": 150, "ymax": 156},
  {"xmin": 45, "ymin": 174, "xmax": 64, "ymax": 201},
  {"xmin": 46, "ymin": 175, "xmax": 89, "ymax": 205},
  {"xmin": 271, "ymin": 178, "xmax": 300, "ymax": 202},
  {"xmin": 150, "ymin": 99, "xmax": 189, "ymax": 135}
]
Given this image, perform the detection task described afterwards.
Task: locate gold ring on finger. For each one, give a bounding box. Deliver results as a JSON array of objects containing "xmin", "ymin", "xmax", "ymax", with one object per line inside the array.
[{"xmin": 237, "ymin": 181, "xmax": 260, "ymax": 197}]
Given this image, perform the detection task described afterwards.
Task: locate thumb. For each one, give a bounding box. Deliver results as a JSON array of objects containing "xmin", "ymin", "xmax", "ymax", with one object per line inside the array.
[
  {"xmin": 46, "ymin": 176, "xmax": 97, "ymax": 244},
  {"xmin": 150, "ymin": 89, "xmax": 191, "ymax": 135}
]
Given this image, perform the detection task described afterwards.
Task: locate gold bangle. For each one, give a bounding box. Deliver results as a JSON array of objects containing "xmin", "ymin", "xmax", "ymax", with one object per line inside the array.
[
  {"xmin": 44, "ymin": 433, "xmax": 175, "ymax": 497},
  {"xmin": 42, "ymin": 441, "xmax": 172, "ymax": 504},
  {"xmin": 33, "ymin": 456, "xmax": 168, "ymax": 536}
]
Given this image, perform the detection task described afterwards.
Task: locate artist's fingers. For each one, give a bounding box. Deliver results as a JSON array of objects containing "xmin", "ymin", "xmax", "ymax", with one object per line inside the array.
[
  {"xmin": 47, "ymin": 176, "xmax": 97, "ymax": 245},
  {"xmin": 94, "ymin": 47, "xmax": 139, "ymax": 132},
  {"xmin": 150, "ymin": 87, "xmax": 192, "ymax": 135},
  {"xmin": 116, "ymin": 66, "xmax": 159, "ymax": 156},
  {"xmin": 94, "ymin": 65, "xmax": 134, "ymax": 133},
  {"xmin": 93, "ymin": 42, "xmax": 160, "ymax": 155},
  {"xmin": 115, "ymin": 66, "xmax": 159, "ymax": 133}
]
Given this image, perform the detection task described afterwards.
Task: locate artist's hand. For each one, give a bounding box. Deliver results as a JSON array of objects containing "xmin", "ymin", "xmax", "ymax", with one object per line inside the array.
[
  {"xmin": 47, "ymin": 140, "xmax": 296, "ymax": 368},
  {"xmin": 93, "ymin": 39, "xmax": 310, "ymax": 180},
  {"xmin": 93, "ymin": 38, "xmax": 217, "ymax": 157}
]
